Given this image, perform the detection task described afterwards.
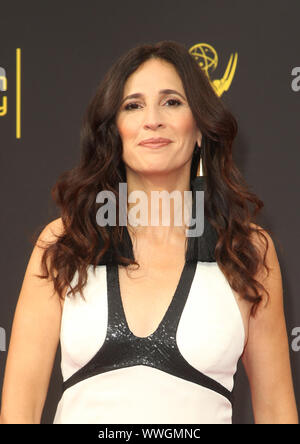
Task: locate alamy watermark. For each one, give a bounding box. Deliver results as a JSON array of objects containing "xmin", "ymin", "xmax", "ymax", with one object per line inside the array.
[
  {"xmin": 0, "ymin": 327, "xmax": 6, "ymax": 352},
  {"xmin": 95, "ymin": 182, "xmax": 204, "ymax": 237},
  {"xmin": 291, "ymin": 327, "xmax": 300, "ymax": 352},
  {"xmin": 291, "ymin": 67, "xmax": 300, "ymax": 91}
]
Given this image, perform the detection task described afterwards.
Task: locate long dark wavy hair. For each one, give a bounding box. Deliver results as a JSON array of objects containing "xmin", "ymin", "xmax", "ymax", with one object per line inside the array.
[{"xmin": 35, "ymin": 40, "xmax": 272, "ymax": 317}]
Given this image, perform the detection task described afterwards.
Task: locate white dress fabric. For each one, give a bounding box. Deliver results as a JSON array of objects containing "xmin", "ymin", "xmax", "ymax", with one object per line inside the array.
[{"xmin": 53, "ymin": 260, "xmax": 245, "ymax": 424}]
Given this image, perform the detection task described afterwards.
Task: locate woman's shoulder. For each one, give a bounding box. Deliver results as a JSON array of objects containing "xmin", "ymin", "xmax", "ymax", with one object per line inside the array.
[
  {"xmin": 35, "ymin": 217, "xmax": 65, "ymax": 277},
  {"xmin": 37, "ymin": 217, "xmax": 65, "ymax": 246},
  {"xmin": 249, "ymin": 222, "xmax": 280, "ymax": 288},
  {"xmin": 35, "ymin": 218, "xmax": 68, "ymax": 306},
  {"xmin": 249, "ymin": 222, "xmax": 275, "ymax": 256}
]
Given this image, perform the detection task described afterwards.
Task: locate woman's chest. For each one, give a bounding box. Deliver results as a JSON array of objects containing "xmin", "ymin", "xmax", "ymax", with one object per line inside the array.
[
  {"xmin": 60, "ymin": 258, "xmax": 249, "ymax": 380},
  {"xmin": 118, "ymin": 258, "xmax": 251, "ymax": 346},
  {"xmin": 118, "ymin": 259, "xmax": 186, "ymax": 338}
]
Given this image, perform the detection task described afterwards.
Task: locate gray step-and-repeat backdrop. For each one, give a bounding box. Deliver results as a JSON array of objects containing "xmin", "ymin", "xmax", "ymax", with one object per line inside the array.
[{"xmin": 0, "ymin": 1, "xmax": 299, "ymax": 424}]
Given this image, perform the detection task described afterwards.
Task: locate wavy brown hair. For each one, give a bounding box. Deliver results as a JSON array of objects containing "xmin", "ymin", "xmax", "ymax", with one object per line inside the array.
[{"xmin": 35, "ymin": 40, "xmax": 272, "ymax": 317}]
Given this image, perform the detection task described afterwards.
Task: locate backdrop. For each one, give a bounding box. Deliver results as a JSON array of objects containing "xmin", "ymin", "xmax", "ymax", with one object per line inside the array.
[{"xmin": 0, "ymin": 0, "xmax": 299, "ymax": 424}]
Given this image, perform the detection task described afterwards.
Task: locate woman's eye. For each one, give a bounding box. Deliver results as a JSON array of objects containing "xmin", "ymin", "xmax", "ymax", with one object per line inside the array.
[
  {"xmin": 123, "ymin": 98, "xmax": 182, "ymax": 111},
  {"xmin": 124, "ymin": 102, "xmax": 140, "ymax": 111},
  {"xmin": 165, "ymin": 98, "xmax": 182, "ymax": 107}
]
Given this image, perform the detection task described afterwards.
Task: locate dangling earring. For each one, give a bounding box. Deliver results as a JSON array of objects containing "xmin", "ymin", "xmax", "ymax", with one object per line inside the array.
[
  {"xmin": 186, "ymin": 137, "xmax": 218, "ymax": 263},
  {"xmin": 196, "ymin": 141, "xmax": 203, "ymax": 177}
]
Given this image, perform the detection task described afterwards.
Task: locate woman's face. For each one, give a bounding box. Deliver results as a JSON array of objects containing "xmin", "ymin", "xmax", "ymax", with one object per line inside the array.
[{"xmin": 115, "ymin": 58, "xmax": 202, "ymax": 180}]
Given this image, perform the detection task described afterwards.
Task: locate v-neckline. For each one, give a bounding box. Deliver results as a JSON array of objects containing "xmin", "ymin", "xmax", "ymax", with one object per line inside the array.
[{"xmin": 112, "ymin": 261, "xmax": 192, "ymax": 340}]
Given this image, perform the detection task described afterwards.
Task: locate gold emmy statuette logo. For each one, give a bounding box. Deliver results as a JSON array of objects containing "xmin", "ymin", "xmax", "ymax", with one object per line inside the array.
[
  {"xmin": 189, "ymin": 43, "xmax": 238, "ymax": 97},
  {"xmin": 0, "ymin": 48, "xmax": 21, "ymax": 139}
]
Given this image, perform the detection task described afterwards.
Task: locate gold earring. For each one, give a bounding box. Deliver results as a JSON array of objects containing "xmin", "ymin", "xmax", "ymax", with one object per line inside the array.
[
  {"xmin": 196, "ymin": 142, "xmax": 203, "ymax": 177},
  {"xmin": 186, "ymin": 136, "xmax": 218, "ymax": 263}
]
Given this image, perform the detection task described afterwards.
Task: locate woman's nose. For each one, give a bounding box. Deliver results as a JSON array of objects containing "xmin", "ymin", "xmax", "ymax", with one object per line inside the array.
[
  {"xmin": 142, "ymin": 105, "xmax": 165, "ymax": 130},
  {"xmin": 144, "ymin": 121, "xmax": 163, "ymax": 130}
]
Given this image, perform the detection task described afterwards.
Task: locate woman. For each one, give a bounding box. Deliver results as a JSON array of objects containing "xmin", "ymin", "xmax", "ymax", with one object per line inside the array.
[{"xmin": 0, "ymin": 40, "xmax": 298, "ymax": 424}]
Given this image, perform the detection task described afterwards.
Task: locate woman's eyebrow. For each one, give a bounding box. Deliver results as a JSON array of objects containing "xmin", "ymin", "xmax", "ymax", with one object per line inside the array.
[{"xmin": 120, "ymin": 89, "xmax": 186, "ymax": 105}]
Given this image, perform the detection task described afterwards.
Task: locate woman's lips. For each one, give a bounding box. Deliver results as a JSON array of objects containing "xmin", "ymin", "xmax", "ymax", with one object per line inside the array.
[{"xmin": 139, "ymin": 141, "xmax": 172, "ymax": 148}]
